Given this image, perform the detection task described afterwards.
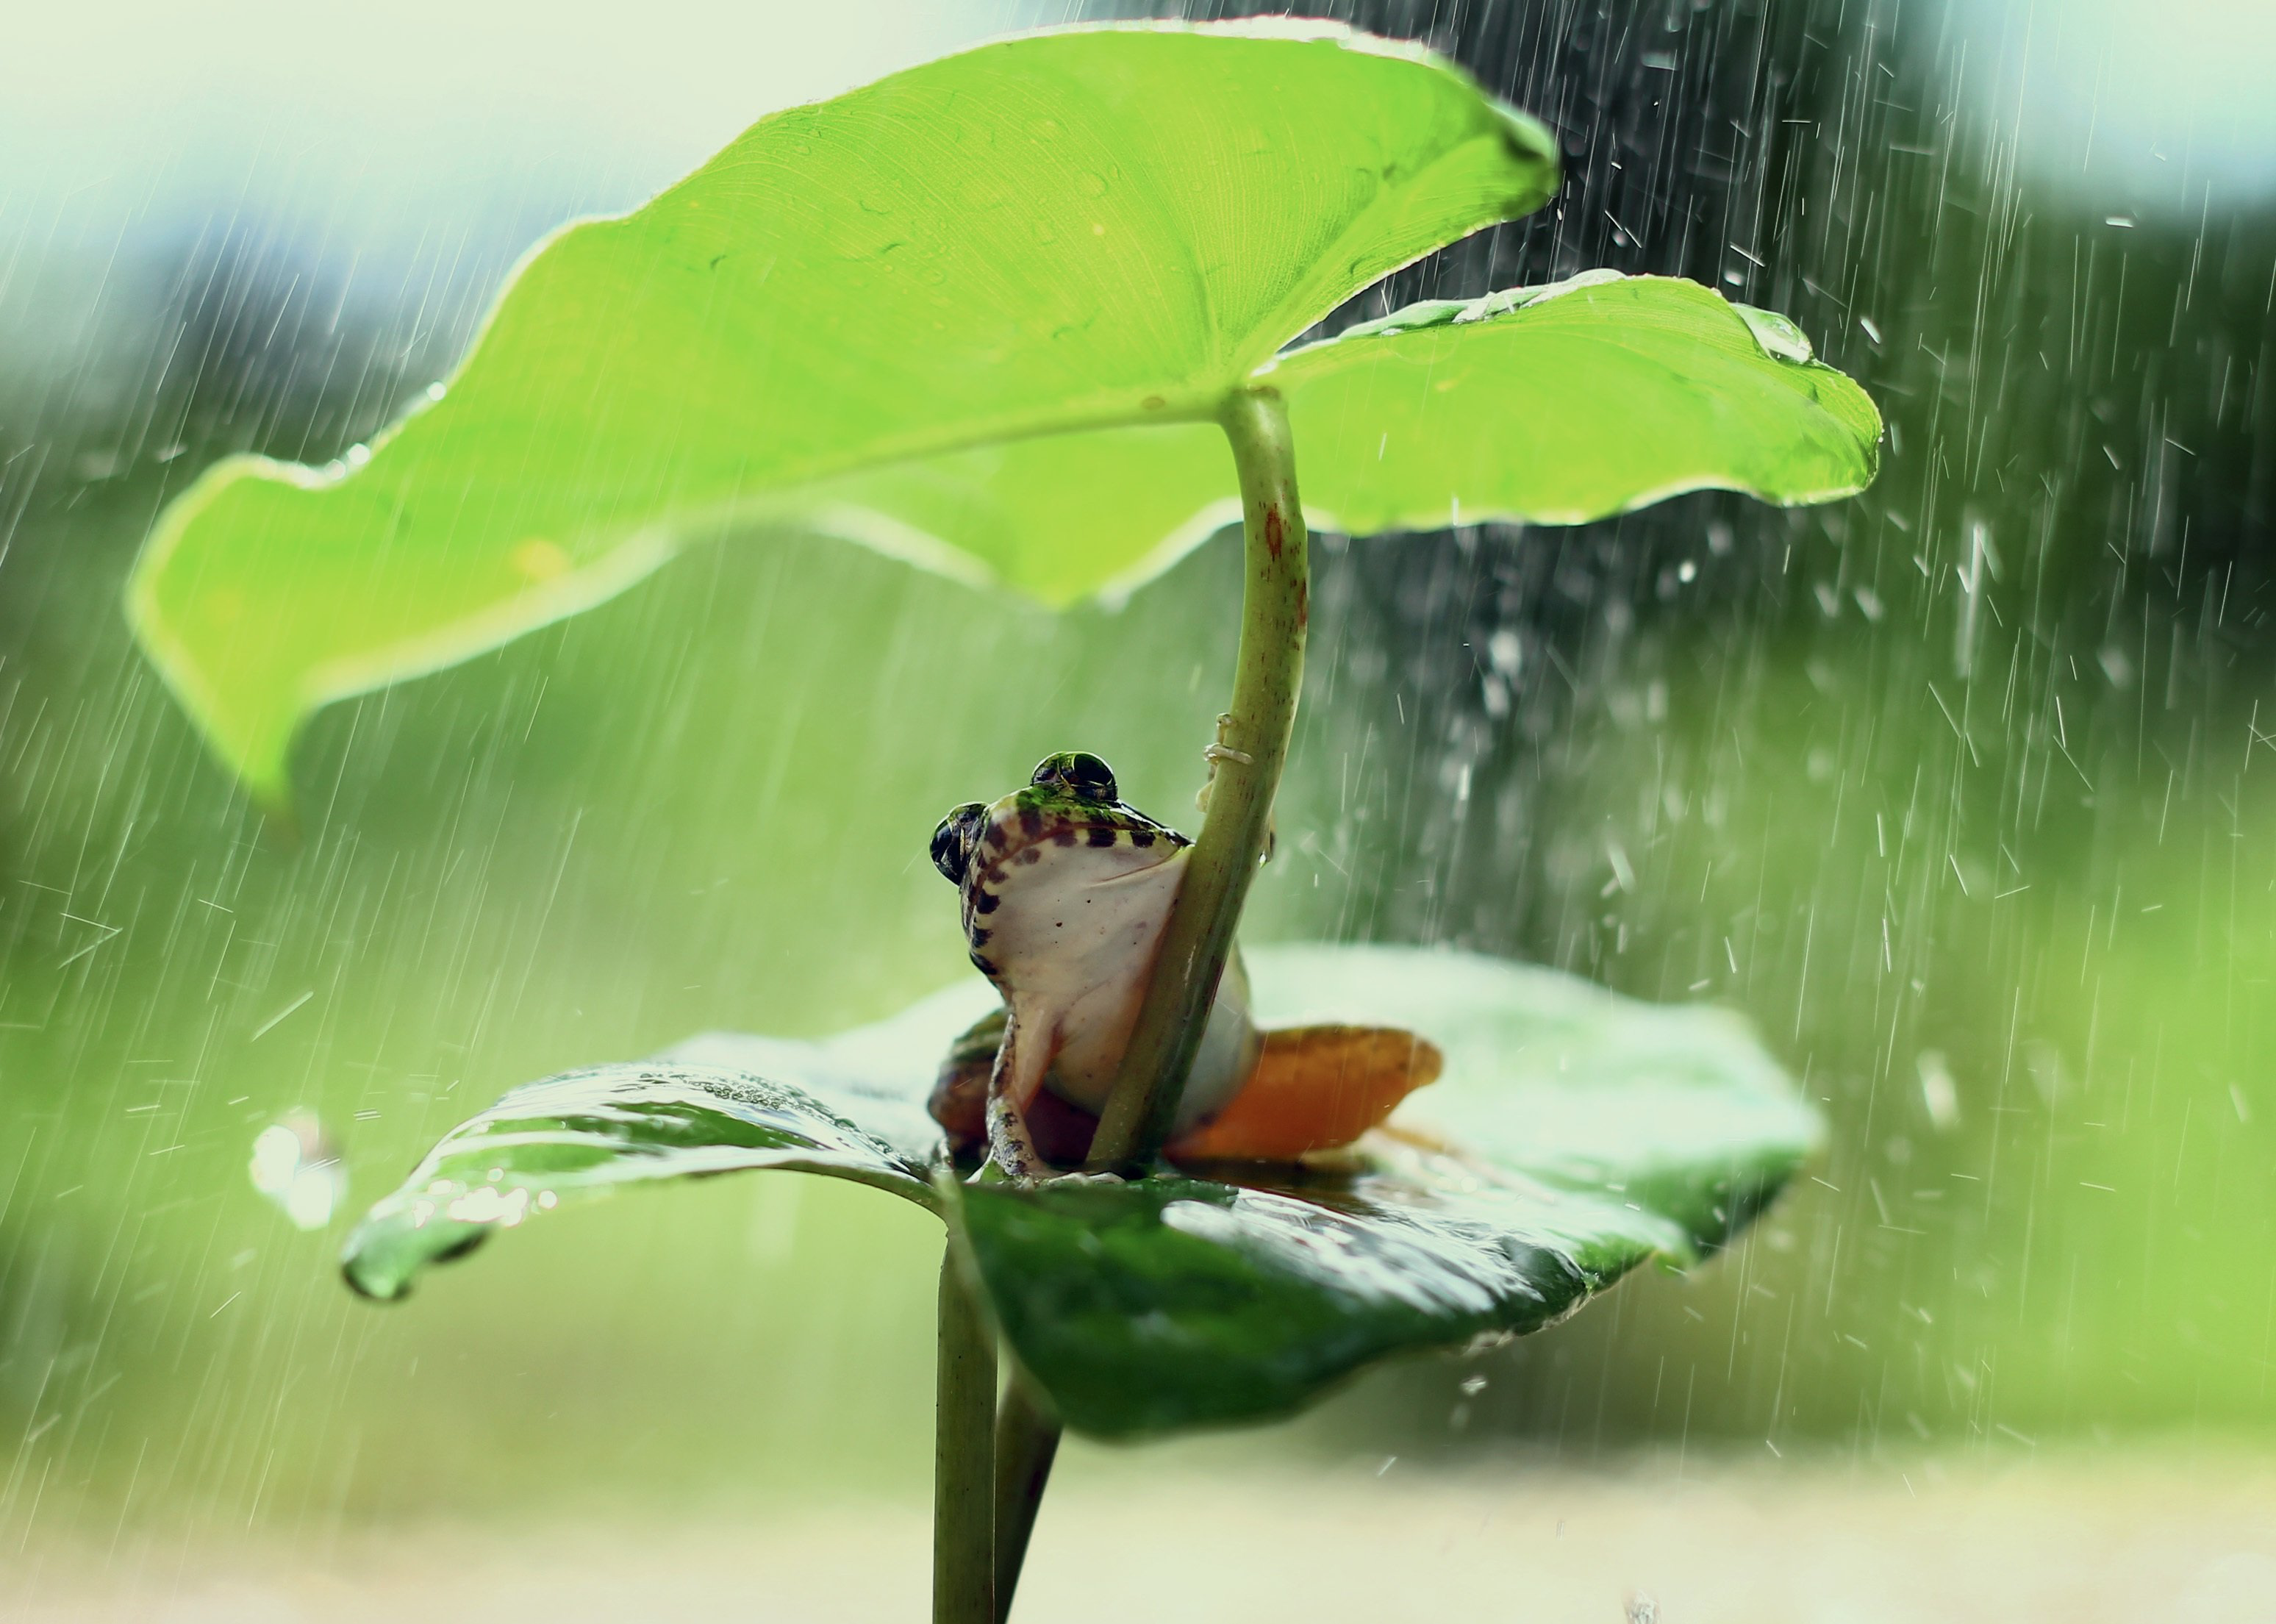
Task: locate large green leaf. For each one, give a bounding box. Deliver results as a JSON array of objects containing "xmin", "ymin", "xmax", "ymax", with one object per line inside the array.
[
  {"xmin": 796, "ymin": 272, "xmax": 1880, "ymax": 603},
  {"xmin": 128, "ymin": 21, "xmax": 1559, "ymax": 801},
  {"xmin": 342, "ymin": 945, "xmax": 1817, "ymax": 1438}
]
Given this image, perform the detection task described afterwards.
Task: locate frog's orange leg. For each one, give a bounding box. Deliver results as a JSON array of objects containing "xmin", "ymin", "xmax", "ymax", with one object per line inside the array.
[
  {"xmin": 986, "ymin": 1007, "xmax": 1057, "ymax": 1181},
  {"xmin": 1166, "ymin": 1026, "xmax": 1443, "ymax": 1164},
  {"xmin": 928, "ymin": 1009, "xmax": 1005, "ymax": 1151}
]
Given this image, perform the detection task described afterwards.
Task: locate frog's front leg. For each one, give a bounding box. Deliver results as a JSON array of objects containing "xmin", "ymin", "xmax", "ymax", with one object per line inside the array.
[{"xmin": 984, "ymin": 1006, "xmax": 1056, "ymax": 1181}]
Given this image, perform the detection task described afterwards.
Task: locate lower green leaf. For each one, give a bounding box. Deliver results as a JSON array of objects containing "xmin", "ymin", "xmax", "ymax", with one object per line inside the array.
[
  {"xmin": 957, "ymin": 945, "xmax": 1817, "ymax": 1436},
  {"xmin": 954, "ymin": 1173, "xmax": 1616, "ymax": 1437},
  {"xmin": 338, "ymin": 987, "xmax": 981, "ymax": 1299},
  {"xmin": 341, "ymin": 946, "xmax": 1816, "ymax": 1440},
  {"xmin": 1245, "ymin": 943, "xmax": 1817, "ymax": 1256}
]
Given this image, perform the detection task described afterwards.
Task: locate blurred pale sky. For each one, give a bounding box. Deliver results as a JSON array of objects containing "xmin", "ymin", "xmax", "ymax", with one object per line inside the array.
[
  {"xmin": 5, "ymin": 0, "xmax": 1023, "ymax": 237},
  {"xmin": 1956, "ymin": 0, "xmax": 2276, "ymax": 213},
  {"xmin": 19, "ymin": 0, "xmax": 2272, "ymax": 240}
]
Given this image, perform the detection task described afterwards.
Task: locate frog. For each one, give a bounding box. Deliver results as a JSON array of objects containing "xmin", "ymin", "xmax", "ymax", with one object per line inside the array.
[{"xmin": 928, "ymin": 751, "xmax": 1443, "ymax": 1179}]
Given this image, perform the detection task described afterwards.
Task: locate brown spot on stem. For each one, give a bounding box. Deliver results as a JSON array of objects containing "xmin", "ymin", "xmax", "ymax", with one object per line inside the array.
[{"xmin": 1263, "ymin": 506, "xmax": 1284, "ymax": 562}]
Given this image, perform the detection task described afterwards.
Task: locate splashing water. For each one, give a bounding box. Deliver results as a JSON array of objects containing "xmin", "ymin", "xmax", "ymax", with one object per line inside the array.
[{"xmin": 248, "ymin": 1114, "xmax": 346, "ymax": 1231}]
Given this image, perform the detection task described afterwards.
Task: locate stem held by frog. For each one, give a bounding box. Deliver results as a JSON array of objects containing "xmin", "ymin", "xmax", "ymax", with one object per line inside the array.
[
  {"xmin": 1087, "ymin": 385, "xmax": 1308, "ymax": 1172},
  {"xmin": 936, "ymin": 1247, "xmax": 996, "ymax": 1624},
  {"xmin": 985, "ymin": 387, "xmax": 1306, "ymax": 1600}
]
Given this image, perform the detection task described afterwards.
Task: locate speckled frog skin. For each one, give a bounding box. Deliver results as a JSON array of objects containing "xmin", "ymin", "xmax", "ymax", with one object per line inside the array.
[{"xmin": 930, "ymin": 751, "xmax": 1261, "ymax": 1177}]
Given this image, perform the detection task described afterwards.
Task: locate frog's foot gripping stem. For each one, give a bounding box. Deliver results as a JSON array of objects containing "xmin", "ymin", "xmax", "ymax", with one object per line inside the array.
[
  {"xmin": 1202, "ymin": 711, "xmax": 1255, "ymax": 773},
  {"xmin": 1198, "ymin": 712, "xmax": 1275, "ymax": 864}
]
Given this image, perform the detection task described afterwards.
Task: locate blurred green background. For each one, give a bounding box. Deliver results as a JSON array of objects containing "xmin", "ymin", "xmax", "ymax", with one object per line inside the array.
[{"xmin": 4, "ymin": 0, "xmax": 2275, "ymax": 1588}]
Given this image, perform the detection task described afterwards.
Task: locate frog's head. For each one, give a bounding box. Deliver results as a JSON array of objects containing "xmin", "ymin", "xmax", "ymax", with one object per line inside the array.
[{"xmin": 930, "ymin": 751, "xmax": 1189, "ymax": 981}]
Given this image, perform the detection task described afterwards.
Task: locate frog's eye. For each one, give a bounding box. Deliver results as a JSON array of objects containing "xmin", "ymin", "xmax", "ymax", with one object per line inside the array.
[
  {"xmin": 930, "ymin": 803, "xmax": 987, "ymax": 885},
  {"xmin": 1031, "ymin": 751, "xmax": 1118, "ymax": 803}
]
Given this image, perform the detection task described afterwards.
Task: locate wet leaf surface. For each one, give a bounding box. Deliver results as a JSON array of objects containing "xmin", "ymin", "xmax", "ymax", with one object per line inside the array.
[
  {"xmin": 340, "ymin": 987, "xmax": 979, "ymax": 1299},
  {"xmin": 346, "ymin": 946, "xmax": 1814, "ymax": 1437},
  {"xmin": 959, "ymin": 945, "xmax": 1815, "ymax": 1435}
]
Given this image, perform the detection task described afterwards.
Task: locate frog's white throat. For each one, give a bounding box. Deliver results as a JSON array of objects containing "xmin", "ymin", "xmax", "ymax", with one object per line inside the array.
[{"xmin": 968, "ymin": 837, "xmax": 1256, "ymax": 1134}]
